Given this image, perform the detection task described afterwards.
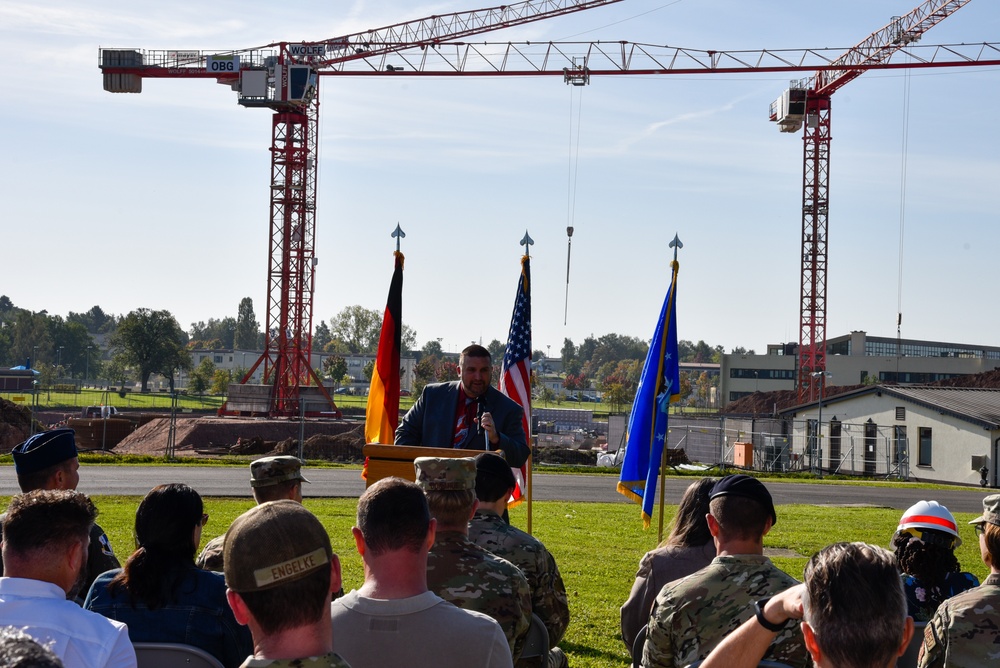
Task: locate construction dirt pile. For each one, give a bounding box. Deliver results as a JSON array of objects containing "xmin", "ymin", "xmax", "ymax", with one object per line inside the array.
[
  {"xmin": 932, "ymin": 368, "xmax": 1000, "ymax": 389},
  {"xmin": 0, "ymin": 397, "xmax": 36, "ymax": 451},
  {"xmin": 114, "ymin": 416, "xmax": 363, "ymax": 459}
]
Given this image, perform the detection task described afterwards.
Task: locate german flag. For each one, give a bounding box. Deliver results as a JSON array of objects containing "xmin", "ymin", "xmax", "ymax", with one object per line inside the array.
[{"xmin": 365, "ymin": 251, "xmax": 403, "ymax": 446}]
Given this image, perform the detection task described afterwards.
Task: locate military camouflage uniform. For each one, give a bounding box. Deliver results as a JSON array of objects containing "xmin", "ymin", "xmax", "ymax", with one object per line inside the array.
[
  {"xmin": 918, "ymin": 573, "xmax": 1000, "ymax": 668},
  {"xmin": 427, "ymin": 529, "xmax": 533, "ymax": 661},
  {"xmin": 197, "ymin": 535, "xmax": 225, "ymax": 571},
  {"xmin": 239, "ymin": 652, "xmax": 351, "ymax": 667},
  {"xmin": 640, "ymin": 554, "xmax": 809, "ymax": 668},
  {"xmin": 197, "ymin": 456, "xmax": 308, "ymax": 572},
  {"xmin": 469, "ymin": 509, "xmax": 570, "ymax": 668}
]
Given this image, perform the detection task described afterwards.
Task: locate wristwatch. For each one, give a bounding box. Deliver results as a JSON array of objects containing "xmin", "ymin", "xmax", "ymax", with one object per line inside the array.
[{"xmin": 754, "ymin": 597, "xmax": 787, "ymax": 632}]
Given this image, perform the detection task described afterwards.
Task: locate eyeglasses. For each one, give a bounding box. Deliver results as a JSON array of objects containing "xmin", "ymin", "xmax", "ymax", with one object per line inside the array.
[
  {"xmin": 200, "ymin": 513, "xmax": 210, "ymax": 527},
  {"xmin": 975, "ymin": 524, "xmax": 986, "ymax": 537}
]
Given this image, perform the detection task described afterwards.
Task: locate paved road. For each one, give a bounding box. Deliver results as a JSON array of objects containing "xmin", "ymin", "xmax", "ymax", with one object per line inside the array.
[{"xmin": 0, "ymin": 466, "xmax": 988, "ymax": 514}]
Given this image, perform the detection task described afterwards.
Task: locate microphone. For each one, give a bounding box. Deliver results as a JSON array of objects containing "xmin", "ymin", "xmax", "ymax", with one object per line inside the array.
[{"xmin": 477, "ymin": 397, "xmax": 488, "ymax": 450}]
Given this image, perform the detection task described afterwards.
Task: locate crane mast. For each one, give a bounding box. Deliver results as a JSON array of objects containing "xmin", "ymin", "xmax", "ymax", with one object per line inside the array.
[
  {"xmin": 99, "ymin": 0, "xmax": 623, "ymax": 417},
  {"xmin": 768, "ymin": 0, "xmax": 972, "ymax": 403},
  {"xmin": 97, "ymin": 0, "xmax": 992, "ymax": 415}
]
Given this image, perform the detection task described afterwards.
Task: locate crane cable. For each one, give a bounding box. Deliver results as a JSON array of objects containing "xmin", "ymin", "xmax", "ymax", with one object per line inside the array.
[
  {"xmin": 564, "ymin": 84, "xmax": 585, "ymax": 326},
  {"xmin": 895, "ymin": 63, "xmax": 912, "ymax": 373}
]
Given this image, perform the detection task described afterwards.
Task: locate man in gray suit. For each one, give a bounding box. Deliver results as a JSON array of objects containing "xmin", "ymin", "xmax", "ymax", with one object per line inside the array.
[{"xmin": 395, "ymin": 344, "xmax": 529, "ymax": 468}]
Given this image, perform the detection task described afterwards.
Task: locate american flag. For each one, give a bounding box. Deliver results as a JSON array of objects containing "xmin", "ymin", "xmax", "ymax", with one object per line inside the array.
[{"xmin": 499, "ymin": 255, "xmax": 531, "ymax": 503}]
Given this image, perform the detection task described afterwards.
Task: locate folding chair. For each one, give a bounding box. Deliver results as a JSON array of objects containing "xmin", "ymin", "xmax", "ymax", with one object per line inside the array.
[
  {"xmin": 133, "ymin": 642, "xmax": 224, "ymax": 668},
  {"xmin": 631, "ymin": 625, "xmax": 647, "ymax": 668},
  {"xmin": 518, "ymin": 613, "xmax": 550, "ymax": 666}
]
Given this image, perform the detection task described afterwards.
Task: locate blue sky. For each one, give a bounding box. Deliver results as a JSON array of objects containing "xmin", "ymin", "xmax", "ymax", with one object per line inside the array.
[{"xmin": 3, "ymin": 0, "xmax": 999, "ymax": 357}]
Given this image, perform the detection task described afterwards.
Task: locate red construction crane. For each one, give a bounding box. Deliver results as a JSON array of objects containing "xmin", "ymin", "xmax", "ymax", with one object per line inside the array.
[
  {"xmin": 99, "ymin": 0, "xmax": 994, "ymax": 414},
  {"xmin": 766, "ymin": 0, "xmax": 972, "ymax": 403},
  {"xmin": 99, "ymin": 0, "xmax": 623, "ymax": 417}
]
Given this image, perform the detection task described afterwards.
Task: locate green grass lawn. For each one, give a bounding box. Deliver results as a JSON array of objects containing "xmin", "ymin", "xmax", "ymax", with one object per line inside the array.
[
  {"xmin": 1, "ymin": 388, "xmax": 224, "ymax": 412},
  {"xmin": 3, "ymin": 492, "xmax": 985, "ymax": 668}
]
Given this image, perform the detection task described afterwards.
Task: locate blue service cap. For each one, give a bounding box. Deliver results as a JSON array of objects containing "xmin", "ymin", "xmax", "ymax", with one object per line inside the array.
[
  {"xmin": 709, "ymin": 474, "xmax": 777, "ymax": 526},
  {"xmin": 12, "ymin": 429, "xmax": 78, "ymax": 475}
]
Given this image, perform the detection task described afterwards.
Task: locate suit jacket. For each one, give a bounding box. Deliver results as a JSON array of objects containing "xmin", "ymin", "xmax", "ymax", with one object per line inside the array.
[{"xmin": 395, "ymin": 381, "xmax": 530, "ymax": 468}]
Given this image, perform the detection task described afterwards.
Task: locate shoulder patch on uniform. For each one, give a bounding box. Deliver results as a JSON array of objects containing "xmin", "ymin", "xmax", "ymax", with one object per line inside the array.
[{"xmin": 99, "ymin": 533, "xmax": 115, "ymax": 557}]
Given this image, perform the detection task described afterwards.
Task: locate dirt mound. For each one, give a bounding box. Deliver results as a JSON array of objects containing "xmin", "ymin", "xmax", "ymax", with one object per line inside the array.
[
  {"xmin": 0, "ymin": 397, "xmax": 35, "ymax": 451},
  {"xmin": 932, "ymin": 368, "xmax": 1000, "ymax": 388},
  {"xmin": 114, "ymin": 416, "xmax": 363, "ymax": 459}
]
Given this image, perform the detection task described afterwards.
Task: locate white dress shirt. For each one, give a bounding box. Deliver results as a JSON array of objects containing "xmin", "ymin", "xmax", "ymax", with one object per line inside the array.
[{"xmin": 0, "ymin": 577, "xmax": 136, "ymax": 668}]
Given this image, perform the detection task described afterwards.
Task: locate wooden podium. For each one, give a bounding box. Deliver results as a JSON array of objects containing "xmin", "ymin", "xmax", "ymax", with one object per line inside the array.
[{"xmin": 362, "ymin": 443, "xmax": 487, "ymax": 486}]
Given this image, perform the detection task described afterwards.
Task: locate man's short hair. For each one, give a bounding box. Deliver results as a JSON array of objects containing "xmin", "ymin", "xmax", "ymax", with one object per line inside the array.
[
  {"xmin": 357, "ymin": 477, "xmax": 430, "ymax": 556},
  {"xmin": 0, "ymin": 626, "xmax": 63, "ymax": 668},
  {"xmin": 474, "ymin": 453, "xmax": 516, "ymax": 503},
  {"xmin": 15, "ymin": 459, "xmax": 74, "ymax": 494},
  {"xmin": 2, "ymin": 490, "xmax": 96, "ymax": 557},
  {"xmin": 708, "ymin": 495, "xmax": 770, "ymax": 541},
  {"xmin": 424, "ymin": 489, "xmax": 477, "ymax": 528},
  {"xmin": 252, "ymin": 479, "xmax": 301, "ymax": 504},
  {"xmin": 224, "ymin": 501, "xmax": 333, "ymax": 636},
  {"xmin": 802, "ymin": 542, "xmax": 906, "ymax": 668},
  {"xmin": 460, "ymin": 344, "xmax": 491, "ymax": 365}
]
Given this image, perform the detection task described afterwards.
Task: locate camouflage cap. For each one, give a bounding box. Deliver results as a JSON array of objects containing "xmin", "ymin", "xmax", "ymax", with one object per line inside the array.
[
  {"xmin": 250, "ymin": 455, "xmax": 310, "ymax": 488},
  {"xmin": 224, "ymin": 500, "xmax": 332, "ymax": 593},
  {"xmin": 970, "ymin": 494, "xmax": 1000, "ymax": 528},
  {"xmin": 414, "ymin": 456, "xmax": 476, "ymax": 491}
]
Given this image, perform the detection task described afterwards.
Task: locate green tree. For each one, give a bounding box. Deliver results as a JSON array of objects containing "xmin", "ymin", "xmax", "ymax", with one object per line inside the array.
[
  {"xmin": 422, "ymin": 339, "xmax": 443, "ymax": 357},
  {"xmin": 487, "ymin": 339, "xmax": 506, "ymax": 361},
  {"xmin": 210, "ymin": 368, "xmax": 232, "ymax": 395},
  {"xmin": 561, "ymin": 338, "xmax": 576, "ymax": 367},
  {"xmin": 113, "ymin": 308, "xmax": 191, "ymax": 392},
  {"xmin": 604, "ymin": 382, "xmax": 629, "ymax": 414},
  {"xmin": 363, "ymin": 360, "xmax": 375, "ymax": 381},
  {"xmin": 235, "ymin": 298, "xmax": 260, "ymax": 350},
  {"xmin": 329, "ymin": 305, "xmax": 381, "ymax": 354},
  {"xmin": 189, "ymin": 317, "xmax": 236, "ymax": 349},
  {"xmin": 323, "ymin": 355, "xmax": 348, "ymax": 388},
  {"xmin": 190, "ymin": 357, "xmax": 215, "ymax": 395},
  {"xmin": 401, "ymin": 324, "xmax": 418, "ymax": 355},
  {"xmin": 313, "ymin": 321, "xmax": 333, "ymax": 352}
]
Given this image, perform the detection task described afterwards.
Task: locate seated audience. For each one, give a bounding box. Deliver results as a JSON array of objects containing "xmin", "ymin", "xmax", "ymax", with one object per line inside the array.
[
  {"xmin": 2, "ymin": 429, "xmax": 119, "ymax": 599},
  {"xmin": 620, "ymin": 477, "xmax": 716, "ymax": 650},
  {"xmin": 0, "ymin": 490, "xmax": 136, "ymax": 668},
  {"xmin": 224, "ymin": 500, "xmax": 351, "ymax": 667},
  {"xmin": 892, "ymin": 500, "xmax": 978, "ymax": 621},
  {"xmin": 0, "ymin": 625, "xmax": 64, "ymax": 668},
  {"xmin": 919, "ymin": 493, "xmax": 1000, "ymax": 667},
  {"xmin": 640, "ymin": 474, "xmax": 808, "ymax": 668},
  {"xmin": 469, "ymin": 452, "xmax": 570, "ymax": 668},
  {"xmin": 85, "ymin": 483, "xmax": 252, "ymax": 668},
  {"xmin": 416, "ymin": 456, "xmax": 532, "ymax": 661},
  {"xmin": 331, "ymin": 476, "xmax": 513, "ymax": 668},
  {"xmin": 700, "ymin": 542, "xmax": 914, "ymax": 668},
  {"xmin": 197, "ymin": 455, "xmax": 309, "ymax": 571}
]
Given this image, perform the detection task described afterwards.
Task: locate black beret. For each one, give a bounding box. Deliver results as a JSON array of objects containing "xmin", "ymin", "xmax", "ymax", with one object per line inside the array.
[
  {"xmin": 475, "ymin": 452, "xmax": 516, "ymax": 490},
  {"xmin": 709, "ymin": 474, "xmax": 777, "ymax": 526},
  {"xmin": 12, "ymin": 429, "xmax": 78, "ymax": 475}
]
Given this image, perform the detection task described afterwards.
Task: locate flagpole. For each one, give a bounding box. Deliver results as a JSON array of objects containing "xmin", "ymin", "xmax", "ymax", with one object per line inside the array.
[{"xmin": 656, "ymin": 235, "xmax": 683, "ymax": 544}]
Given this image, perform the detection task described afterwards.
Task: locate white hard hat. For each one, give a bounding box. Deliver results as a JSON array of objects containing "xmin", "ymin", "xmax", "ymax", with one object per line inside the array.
[{"xmin": 897, "ymin": 500, "xmax": 961, "ymax": 548}]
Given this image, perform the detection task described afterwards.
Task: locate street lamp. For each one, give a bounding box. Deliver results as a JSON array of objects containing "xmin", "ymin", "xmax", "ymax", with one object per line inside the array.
[
  {"xmin": 57, "ymin": 346, "xmax": 64, "ymax": 378},
  {"xmin": 85, "ymin": 346, "xmax": 94, "ymax": 388},
  {"xmin": 811, "ymin": 371, "xmax": 833, "ymax": 476}
]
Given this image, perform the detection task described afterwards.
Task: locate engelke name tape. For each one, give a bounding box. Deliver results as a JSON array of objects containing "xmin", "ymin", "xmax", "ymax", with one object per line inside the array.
[{"xmin": 253, "ymin": 547, "xmax": 329, "ymax": 588}]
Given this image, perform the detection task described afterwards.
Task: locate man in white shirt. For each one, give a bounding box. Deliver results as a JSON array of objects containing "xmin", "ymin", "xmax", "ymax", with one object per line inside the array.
[
  {"xmin": 331, "ymin": 476, "xmax": 513, "ymax": 668},
  {"xmin": 0, "ymin": 489, "xmax": 136, "ymax": 668}
]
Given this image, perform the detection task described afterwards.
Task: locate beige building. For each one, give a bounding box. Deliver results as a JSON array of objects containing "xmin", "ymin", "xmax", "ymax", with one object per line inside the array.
[{"xmin": 721, "ymin": 331, "xmax": 1000, "ymax": 404}]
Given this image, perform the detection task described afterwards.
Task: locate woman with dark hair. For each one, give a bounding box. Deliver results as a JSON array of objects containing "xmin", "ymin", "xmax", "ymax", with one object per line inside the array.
[
  {"xmin": 84, "ymin": 484, "xmax": 252, "ymax": 668},
  {"xmin": 892, "ymin": 499, "xmax": 978, "ymax": 622},
  {"xmin": 620, "ymin": 477, "xmax": 717, "ymax": 650}
]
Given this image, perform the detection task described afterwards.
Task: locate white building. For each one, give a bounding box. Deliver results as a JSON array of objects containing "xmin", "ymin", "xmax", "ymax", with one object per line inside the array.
[{"xmin": 781, "ymin": 386, "xmax": 1000, "ymax": 487}]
